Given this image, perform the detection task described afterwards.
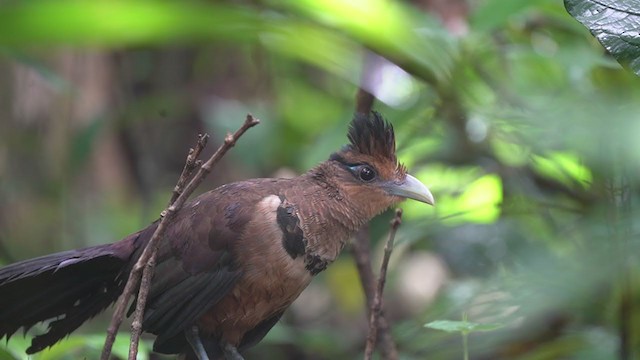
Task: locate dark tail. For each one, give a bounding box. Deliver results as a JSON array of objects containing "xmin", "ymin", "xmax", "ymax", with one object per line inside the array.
[{"xmin": 0, "ymin": 231, "xmax": 144, "ymax": 354}]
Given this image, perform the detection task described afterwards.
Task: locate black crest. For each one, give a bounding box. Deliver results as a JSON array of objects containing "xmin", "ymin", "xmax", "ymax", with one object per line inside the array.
[{"xmin": 347, "ymin": 111, "xmax": 397, "ymax": 162}]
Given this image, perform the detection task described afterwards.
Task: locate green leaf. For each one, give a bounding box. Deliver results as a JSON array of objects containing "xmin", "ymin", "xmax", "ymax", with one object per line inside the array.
[
  {"xmin": 532, "ymin": 151, "xmax": 592, "ymax": 188},
  {"xmin": 565, "ymin": 0, "xmax": 640, "ymax": 75},
  {"xmin": 0, "ymin": 0, "xmax": 456, "ymax": 94},
  {"xmin": 425, "ymin": 320, "xmax": 503, "ymax": 334},
  {"xmin": 0, "ymin": 1, "xmax": 262, "ymax": 46},
  {"xmin": 0, "ymin": 1, "xmax": 377, "ymax": 96},
  {"xmin": 404, "ymin": 168, "xmax": 502, "ymax": 224},
  {"xmin": 272, "ymin": 0, "xmax": 458, "ymax": 85}
]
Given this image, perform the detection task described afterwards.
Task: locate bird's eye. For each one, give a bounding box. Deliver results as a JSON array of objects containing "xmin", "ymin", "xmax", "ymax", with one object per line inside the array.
[{"xmin": 359, "ymin": 166, "xmax": 376, "ymax": 182}]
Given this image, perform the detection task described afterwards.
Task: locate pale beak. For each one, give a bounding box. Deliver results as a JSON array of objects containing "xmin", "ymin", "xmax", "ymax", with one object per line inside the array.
[{"xmin": 384, "ymin": 174, "xmax": 435, "ymax": 205}]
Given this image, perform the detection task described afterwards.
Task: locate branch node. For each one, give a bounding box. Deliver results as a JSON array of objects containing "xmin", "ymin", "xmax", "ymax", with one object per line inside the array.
[{"xmin": 224, "ymin": 133, "xmax": 234, "ymax": 145}]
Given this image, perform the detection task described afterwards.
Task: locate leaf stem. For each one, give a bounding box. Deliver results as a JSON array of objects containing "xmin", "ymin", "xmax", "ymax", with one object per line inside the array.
[
  {"xmin": 462, "ymin": 331, "xmax": 469, "ymax": 360},
  {"xmin": 462, "ymin": 312, "xmax": 469, "ymax": 360}
]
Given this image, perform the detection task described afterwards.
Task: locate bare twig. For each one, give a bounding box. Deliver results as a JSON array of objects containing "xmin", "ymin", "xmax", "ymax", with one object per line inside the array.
[
  {"xmin": 169, "ymin": 134, "xmax": 209, "ymax": 206},
  {"xmin": 127, "ymin": 134, "xmax": 209, "ymax": 359},
  {"xmin": 101, "ymin": 114, "xmax": 260, "ymax": 360},
  {"xmin": 364, "ymin": 209, "xmax": 403, "ymax": 360},
  {"xmin": 351, "ymin": 230, "xmax": 398, "ymax": 360}
]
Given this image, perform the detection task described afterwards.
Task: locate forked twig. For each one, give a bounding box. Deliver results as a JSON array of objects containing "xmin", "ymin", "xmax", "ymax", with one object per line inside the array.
[
  {"xmin": 101, "ymin": 114, "xmax": 260, "ymax": 360},
  {"xmin": 128, "ymin": 134, "xmax": 210, "ymax": 358},
  {"xmin": 169, "ymin": 134, "xmax": 209, "ymax": 206}
]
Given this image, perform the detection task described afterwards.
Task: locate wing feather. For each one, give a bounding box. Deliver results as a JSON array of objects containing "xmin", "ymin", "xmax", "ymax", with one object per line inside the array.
[{"xmin": 141, "ymin": 182, "xmax": 266, "ymax": 354}]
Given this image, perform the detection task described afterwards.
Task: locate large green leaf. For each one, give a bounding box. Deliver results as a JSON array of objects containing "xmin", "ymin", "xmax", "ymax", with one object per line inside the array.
[
  {"xmin": 0, "ymin": 1, "xmax": 362, "ymax": 93},
  {"xmin": 272, "ymin": 0, "xmax": 457, "ymax": 85},
  {"xmin": 0, "ymin": 1, "xmax": 262, "ymax": 45},
  {"xmin": 0, "ymin": 0, "xmax": 454, "ymax": 95},
  {"xmin": 565, "ymin": 0, "xmax": 640, "ymax": 76}
]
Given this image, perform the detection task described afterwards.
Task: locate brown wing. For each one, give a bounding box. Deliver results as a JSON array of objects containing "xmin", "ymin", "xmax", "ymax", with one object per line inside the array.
[{"xmin": 141, "ymin": 180, "xmax": 276, "ymax": 354}]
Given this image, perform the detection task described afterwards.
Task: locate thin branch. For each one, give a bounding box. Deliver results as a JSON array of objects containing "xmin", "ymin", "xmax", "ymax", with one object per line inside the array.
[
  {"xmin": 101, "ymin": 114, "xmax": 260, "ymax": 360},
  {"xmin": 127, "ymin": 134, "xmax": 209, "ymax": 359},
  {"xmin": 128, "ymin": 250, "xmax": 156, "ymax": 359},
  {"xmin": 351, "ymin": 230, "xmax": 398, "ymax": 360},
  {"xmin": 169, "ymin": 133, "xmax": 209, "ymax": 206},
  {"xmin": 364, "ymin": 209, "xmax": 403, "ymax": 360}
]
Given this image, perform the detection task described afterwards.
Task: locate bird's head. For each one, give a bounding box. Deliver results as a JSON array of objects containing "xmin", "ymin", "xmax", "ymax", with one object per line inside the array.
[{"xmin": 325, "ymin": 112, "xmax": 434, "ymax": 220}]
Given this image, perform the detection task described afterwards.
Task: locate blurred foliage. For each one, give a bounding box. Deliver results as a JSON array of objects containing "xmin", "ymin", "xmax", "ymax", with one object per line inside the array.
[
  {"xmin": 0, "ymin": 333, "xmax": 152, "ymax": 360},
  {"xmin": 1, "ymin": 0, "xmax": 640, "ymax": 359}
]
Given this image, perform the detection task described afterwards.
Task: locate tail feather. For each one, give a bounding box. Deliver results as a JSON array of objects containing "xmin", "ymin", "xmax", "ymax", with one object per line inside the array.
[{"xmin": 0, "ymin": 234, "xmax": 141, "ymax": 354}]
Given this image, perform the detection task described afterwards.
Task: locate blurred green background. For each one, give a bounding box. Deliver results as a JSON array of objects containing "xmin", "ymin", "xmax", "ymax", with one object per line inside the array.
[{"xmin": 1, "ymin": 0, "xmax": 639, "ymax": 359}]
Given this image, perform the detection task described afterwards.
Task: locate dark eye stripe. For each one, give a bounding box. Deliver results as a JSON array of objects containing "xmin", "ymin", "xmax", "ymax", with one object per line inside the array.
[{"xmin": 329, "ymin": 154, "xmax": 378, "ymax": 181}]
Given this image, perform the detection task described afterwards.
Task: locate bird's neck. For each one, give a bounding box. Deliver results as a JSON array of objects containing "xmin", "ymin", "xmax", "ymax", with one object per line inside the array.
[{"xmin": 290, "ymin": 163, "xmax": 370, "ymax": 266}]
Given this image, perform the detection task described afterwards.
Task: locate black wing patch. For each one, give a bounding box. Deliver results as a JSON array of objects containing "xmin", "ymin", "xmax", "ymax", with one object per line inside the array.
[
  {"xmin": 276, "ymin": 197, "xmax": 306, "ymax": 259},
  {"xmin": 305, "ymin": 254, "xmax": 329, "ymax": 276}
]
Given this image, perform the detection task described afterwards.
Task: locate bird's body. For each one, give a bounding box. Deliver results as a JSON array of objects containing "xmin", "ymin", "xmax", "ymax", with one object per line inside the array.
[{"xmin": 0, "ymin": 112, "xmax": 433, "ymax": 358}]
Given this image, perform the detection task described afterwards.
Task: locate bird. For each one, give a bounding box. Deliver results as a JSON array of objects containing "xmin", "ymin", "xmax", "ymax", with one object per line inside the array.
[{"xmin": 0, "ymin": 111, "xmax": 434, "ymax": 359}]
